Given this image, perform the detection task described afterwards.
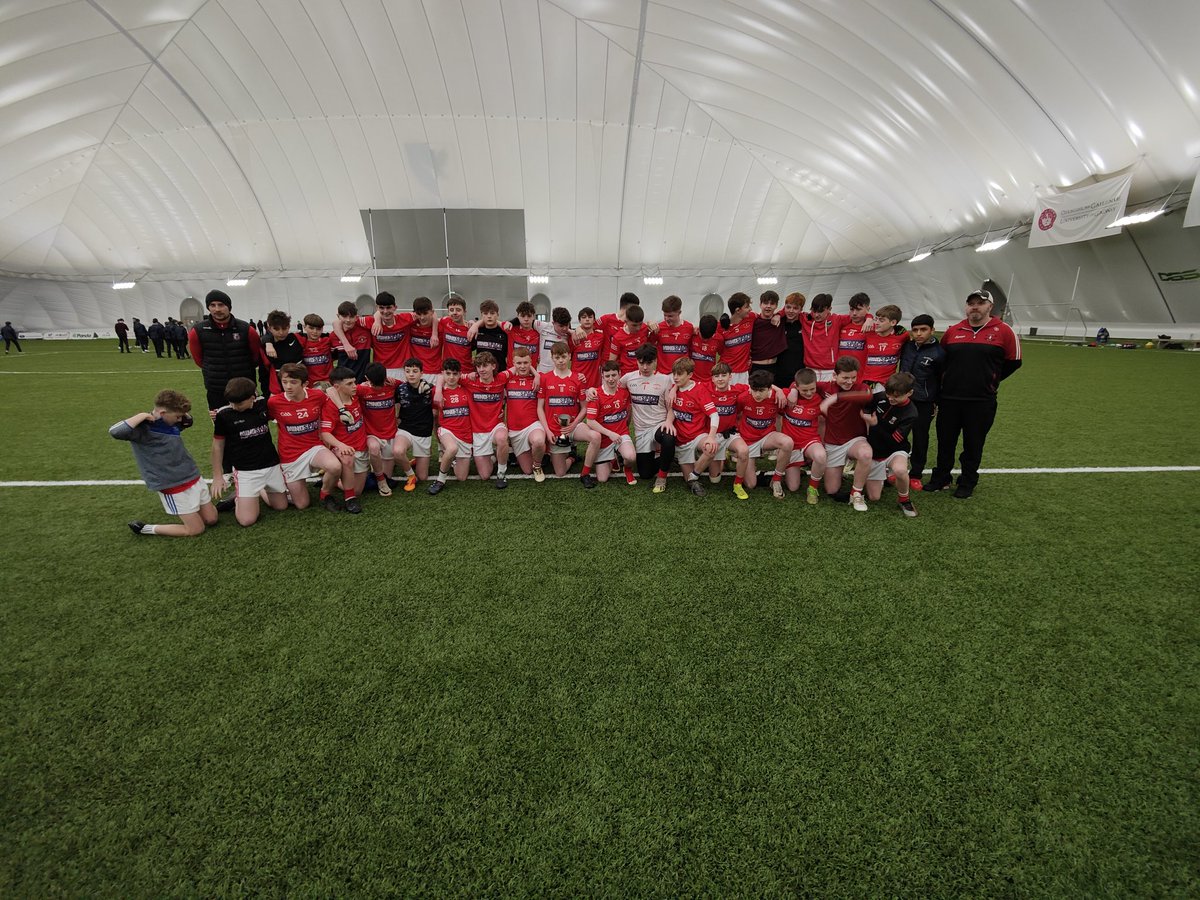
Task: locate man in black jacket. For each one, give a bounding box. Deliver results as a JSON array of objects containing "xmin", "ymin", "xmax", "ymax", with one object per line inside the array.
[
  {"xmin": 148, "ymin": 318, "xmax": 166, "ymax": 357},
  {"xmin": 188, "ymin": 290, "xmax": 262, "ymax": 418}
]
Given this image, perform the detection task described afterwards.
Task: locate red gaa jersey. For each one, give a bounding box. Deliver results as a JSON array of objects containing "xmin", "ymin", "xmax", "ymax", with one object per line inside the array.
[
  {"xmin": 571, "ymin": 330, "xmax": 608, "ymax": 389},
  {"xmin": 609, "ymin": 325, "xmax": 655, "ymax": 375},
  {"xmin": 538, "ymin": 370, "xmax": 586, "ymax": 426},
  {"xmin": 781, "ymin": 393, "xmax": 822, "ymax": 448},
  {"xmin": 437, "ymin": 384, "xmax": 473, "ymax": 441},
  {"xmin": 817, "ymin": 380, "xmax": 872, "ymax": 445},
  {"xmin": 862, "ymin": 330, "xmax": 908, "ymax": 383},
  {"xmin": 671, "ymin": 381, "xmax": 717, "ymax": 443},
  {"xmin": 504, "ymin": 373, "xmax": 540, "ymax": 431},
  {"xmin": 736, "ymin": 392, "xmax": 779, "ymax": 443},
  {"xmin": 360, "ymin": 313, "xmax": 415, "ymax": 369},
  {"xmin": 407, "ymin": 322, "xmax": 440, "ymax": 373},
  {"xmin": 836, "ymin": 317, "xmax": 872, "ymax": 367},
  {"xmin": 356, "ymin": 381, "xmax": 398, "ymax": 439},
  {"xmin": 508, "ymin": 325, "xmax": 540, "ymax": 368},
  {"xmin": 655, "ymin": 321, "xmax": 695, "ymax": 374},
  {"xmin": 462, "ymin": 371, "xmax": 509, "ymax": 433},
  {"xmin": 719, "ymin": 313, "xmax": 755, "ymax": 373},
  {"xmin": 438, "ymin": 318, "xmax": 474, "ymax": 373},
  {"xmin": 298, "ymin": 333, "xmax": 334, "ymax": 383},
  {"xmin": 709, "ymin": 383, "xmax": 748, "ymax": 432},
  {"xmin": 321, "ymin": 395, "xmax": 368, "ymax": 451},
  {"xmin": 689, "ymin": 332, "xmax": 721, "ymax": 382},
  {"xmin": 586, "ymin": 387, "xmax": 631, "ymax": 444},
  {"xmin": 267, "ymin": 388, "xmax": 325, "ymax": 463}
]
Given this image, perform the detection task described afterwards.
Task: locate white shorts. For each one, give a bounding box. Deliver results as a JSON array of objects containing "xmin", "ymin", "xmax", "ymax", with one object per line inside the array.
[
  {"xmin": 350, "ymin": 449, "xmax": 371, "ymax": 474},
  {"xmin": 368, "ymin": 433, "xmax": 396, "ymax": 460},
  {"xmin": 508, "ymin": 422, "xmax": 544, "ymax": 457},
  {"xmin": 159, "ymin": 478, "xmax": 212, "ymax": 516},
  {"xmin": 472, "ymin": 425, "xmax": 507, "ymax": 457},
  {"xmin": 676, "ymin": 434, "xmax": 706, "ymax": 465},
  {"xmin": 633, "ymin": 424, "xmax": 663, "ymax": 455},
  {"xmin": 597, "ymin": 434, "xmax": 633, "ymax": 464},
  {"xmin": 825, "ymin": 436, "xmax": 868, "ymax": 469},
  {"xmin": 234, "ymin": 465, "xmax": 287, "ymax": 498},
  {"xmin": 711, "ymin": 432, "xmax": 737, "ymax": 461},
  {"xmin": 280, "ymin": 444, "xmax": 326, "ymax": 484},
  {"xmin": 394, "ymin": 429, "xmax": 432, "ymax": 458},
  {"xmin": 729, "ymin": 371, "xmax": 749, "ymax": 386},
  {"xmin": 744, "ymin": 435, "xmax": 767, "ymax": 459},
  {"xmin": 437, "ymin": 428, "xmax": 467, "ymax": 459},
  {"xmin": 813, "ymin": 368, "xmax": 834, "ymax": 381},
  {"xmin": 869, "ymin": 451, "xmax": 909, "ymax": 482}
]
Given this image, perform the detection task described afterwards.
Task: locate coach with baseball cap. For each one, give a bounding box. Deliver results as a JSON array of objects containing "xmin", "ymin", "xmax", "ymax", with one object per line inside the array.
[
  {"xmin": 924, "ymin": 289, "xmax": 1022, "ymax": 499},
  {"xmin": 188, "ymin": 289, "xmax": 262, "ymax": 418}
]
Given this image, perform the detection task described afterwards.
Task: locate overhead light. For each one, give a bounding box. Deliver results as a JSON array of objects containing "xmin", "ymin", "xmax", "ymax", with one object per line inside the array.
[
  {"xmin": 756, "ymin": 276, "xmax": 778, "ymax": 285},
  {"xmin": 975, "ymin": 238, "xmax": 1009, "ymax": 253},
  {"xmin": 1108, "ymin": 208, "xmax": 1165, "ymax": 228},
  {"xmin": 340, "ymin": 275, "xmax": 362, "ymax": 283},
  {"xmin": 112, "ymin": 281, "xmax": 136, "ymax": 290},
  {"xmin": 226, "ymin": 278, "xmax": 249, "ymax": 287},
  {"xmin": 643, "ymin": 276, "xmax": 663, "ymax": 286},
  {"xmin": 528, "ymin": 275, "xmax": 549, "ymax": 285},
  {"xmin": 909, "ymin": 251, "xmax": 931, "ymax": 262}
]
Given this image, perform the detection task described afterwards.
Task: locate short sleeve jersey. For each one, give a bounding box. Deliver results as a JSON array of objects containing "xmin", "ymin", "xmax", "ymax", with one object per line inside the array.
[
  {"xmin": 837, "ymin": 317, "xmax": 873, "ymax": 367},
  {"xmin": 655, "ymin": 321, "xmax": 695, "ymax": 374},
  {"xmin": 571, "ymin": 330, "xmax": 609, "ymax": 389},
  {"xmin": 718, "ymin": 313, "xmax": 756, "ymax": 373},
  {"xmin": 267, "ymin": 388, "xmax": 325, "ymax": 462},
  {"xmin": 395, "ymin": 380, "xmax": 435, "ymax": 437},
  {"xmin": 609, "ymin": 325, "xmax": 654, "ymax": 375},
  {"xmin": 737, "ymin": 392, "xmax": 780, "ymax": 443},
  {"xmin": 361, "ymin": 313, "xmax": 415, "ymax": 370},
  {"xmin": 472, "ymin": 325, "xmax": 508, "ymax": 369},
  {"xmin": 585, "ymin": 387, "xmax": 631, "ymax": 440},
  {"xmin": 407, "ymin": 322, "xmax": 440, "ymax": 373},
  {"xmin": 538, "ymin": 371, "xmax": 586, "ymax": 422},
  {"xmin": 817, "ymin": 380, "xmax": 872, "ymax": 445},
  {"xmin": 356, "ymin": 380, "xmax": 398, "ymax": 439},
  {"xmin": 214, "ymin": 399, "xmax": 278, "ymax": 471},
  {"xmin": 689, "ymin": 332, "xmax": 721, "ymax": 382},
  {"xmin": 508, "ymin": 325, "xmax": 541, "ymax": 368},
  {"xmin": 436, "ymin": 384, "xmax": 473, "ymax": 441},
  {"xmin": 671, "ymin": 382, "xmax": 717, "ymax": 443},
  {"xmin": 709, "ymin": 383, "xmax": 749, "ymax": 433},
  {"xmin": 781, "ymin": 393, "xmax": 823, "ymax": 447},
  {"xmin": 297, "ymin": 333, "xmax": 334, "ymax": 383},
  {"xmin": 462, "ymin": 371, "xmax": 510, "ymax": 433},
  {"xmin": 620, "ymin": 370, "xmax": 672, "ymax": 435},
  {"xmin": 320, "ymin": 394, "xmax": 368, "ymax": 451},
  {"xmin": 505, "ymin": 373, "xmax": 540, "ymax": 431},
  {"xmin": 438, "ymin": 318, "xmax": 474, "ymax": 373},
  {"xmin": 862, "ymin": 329, "xmax": 908, "ymax": 383}
]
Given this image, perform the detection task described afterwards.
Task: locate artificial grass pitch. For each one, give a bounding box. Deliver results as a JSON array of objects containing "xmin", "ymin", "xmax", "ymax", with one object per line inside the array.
[{"xmin": 1, "ymin": 342, "xmax": 1198, "ymax": 895}]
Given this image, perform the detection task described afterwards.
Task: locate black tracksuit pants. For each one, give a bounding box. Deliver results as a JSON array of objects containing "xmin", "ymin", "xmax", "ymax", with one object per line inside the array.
[
  {"xmin": 909, "ymin": 399, "xmax": 936, "ymax": 479},
  {"xmin": 931, "ymin": 398, "xmax": 997, "ymax": 488}
]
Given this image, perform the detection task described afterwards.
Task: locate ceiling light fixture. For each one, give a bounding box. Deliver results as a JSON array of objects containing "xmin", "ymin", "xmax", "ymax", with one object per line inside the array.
[
  {"xmin": 756, "ymin": 276, "xmax": 778, "ymax": 285},
  {"xmin": 528, "ymin": 275, "xmax": 549, "ymax": 285},
  {"xmin": 975, "ymin": 238, "xmax": 1010, "ymax": 253},
  {"xmin": 226, "ymin": 269, "xmax": 255, "ymax": 287},
  {"xmin": 340, "ymin": 275, "xmax": 362, "ymax": 283},
  {"xmin": 643, "ymin": 276, "xmax": 663, "ymax": 286},
  {"xmin": 112, "ymin": 281, "xmax": 136, "ymax": 290},
  {"xmin": 908, "ymin": 250, "xmax": 931, "ymax": 262}
]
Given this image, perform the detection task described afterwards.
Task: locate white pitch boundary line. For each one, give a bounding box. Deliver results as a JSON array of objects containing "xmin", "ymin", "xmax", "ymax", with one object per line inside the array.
[{"xmin": 1, "ymin": 466, "xmax": 1198, "ymax": 488}]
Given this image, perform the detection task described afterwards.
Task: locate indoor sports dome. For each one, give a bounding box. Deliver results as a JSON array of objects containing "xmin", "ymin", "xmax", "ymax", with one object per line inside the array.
[{"xmin": 1, "ymin": 0, "xmax": 1198, "ymax": 337}]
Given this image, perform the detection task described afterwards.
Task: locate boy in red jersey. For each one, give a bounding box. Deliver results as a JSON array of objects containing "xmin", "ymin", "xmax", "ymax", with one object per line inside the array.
[
  {"xmin": 817, "ymin": 357, "xmax": 875, "ymax": 511},
  {"xmin": 320, "ymin": 366, "xmax": 370, "ymax": 513},
  {"xmin": 689, "ymin": 314, "xmax": 721, "ymax": 383},
  {"xmin": 506, "ymin": 300, "xmax": 542, "ymax": 368},
  {"xmin": 438, "ymin": 296, "xmax": 474, "ymax": 373},
  {"xmin": 461, "ymin": 351, "xmax": 511, "ymax": 487},
  {"xmin": 729, "ymin": 370, "xmax": 793, "ymax": 500},
  {"xmin": 353, "ymin": 362, "xmax": 402, "ymax": 496},
  {"xmin": 718, "ymin": 293, "xmax": 756, "ymax": 385},
  {"xmin": 504, "ymin": 347, "xmax": 547, "ymax": 481},
  {"xmin": 267, "ymin": 363, "xmax": 344, "ymax": 509},
  {"xmin": 334, "ymin": 300, "xmax": 372, "ymax": 382},
  {"xmin": 802, "ymin": 293, "xmax": 851, "ymax": 379},
  {"xmin": 621, "ymin": 343, "xmax": 673, "ymax": 482},
  {"xmin": 406, "ymin": 296, "xmax": 442, "ymax": 377},
  {"xmin": 585, "ymin": 360, "xmax": 637, "ymax": 485},
  {"xmin": 333, "ymin": 292, "xmax": 415, "ymax": 379},
  {"xmin": 835, "ymin": 293, "xmax": 873, "ymax": 370},
  {"xmin": 650, "ymin": 295, "xmax": 694, "ymax": 374},
  {"xmin": 695, "ymin": 362, "xmax": 748, "ymax": 486},
  {"xmin": 428, "ymin": 359, "xmax": 472, "ymax": 494},
  {"xmin": 861, "ymin": 304, "xmax": 907, "ymax": 388},
  {"xmin": 608, "ymin": 305, "xmax": 654, "ymax": 375},
  {"xmin": 656, "ymin": 357, "xmax": 719, "ymax": 496},
  {"xmin": 862, "ymin": 372, "xmax": 920, "ymax": 517},
  {"xmin": 210, "ymin": 377, "xmax": 289, "ymax": 526},
  {"xmin": 598, "ymin": 292, "xmax": 640, "ymax": 339},
  {"xmin": 782, "ymin": 368, "xmax": 830, "ymax": 503},
  {"xmin": 537, "ymin": 341, "xmax": 602, "ymax": 485},
  {"xmin": 570, "ymin": 307, "xmax": 608, "ymax": 389},
  {"xmin": 298, "ymin": 313, "xmax": 334, "ymax": 385},
  {"xmin": 111, "ymin": 389, "xmax": 218, "ymax": 537}
]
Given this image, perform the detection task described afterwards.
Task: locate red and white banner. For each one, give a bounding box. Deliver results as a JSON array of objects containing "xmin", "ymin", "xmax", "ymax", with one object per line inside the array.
[
  {"xmin": 1184, "ymin": 167, "xmax": 1200, "ymax": 229},
  {"xmin": 1028, "ymin": 173, "xmax": 1133, "ymax": 248}
]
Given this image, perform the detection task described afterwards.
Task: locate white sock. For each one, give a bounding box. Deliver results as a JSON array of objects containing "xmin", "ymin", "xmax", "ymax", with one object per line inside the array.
[
  {"xmin": 497, "ymin": 462, "xmax": 507, "ymax": 475},
  {"xmin": 437, "ymin": 471, "xmax": 448, "ymax": 483},
  {"xmin": 144, "ymin": 524, "xmax": 159, "ymax": 535}
]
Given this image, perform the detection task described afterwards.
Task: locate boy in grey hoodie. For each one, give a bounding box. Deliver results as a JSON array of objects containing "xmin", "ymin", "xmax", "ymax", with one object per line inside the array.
[{"xmin": 110, "ymin": 389, "xmax": 217, "ymax": 537}]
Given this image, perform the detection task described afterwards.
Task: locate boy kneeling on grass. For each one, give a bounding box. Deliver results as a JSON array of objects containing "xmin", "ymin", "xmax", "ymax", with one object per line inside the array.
[
  {"xmin": 210, "ymin": 377, "xmax": 289, "ymax": 527},
  {"xmin": 111, "ymin": 389, "xmax": 218, "ymax": 537}
]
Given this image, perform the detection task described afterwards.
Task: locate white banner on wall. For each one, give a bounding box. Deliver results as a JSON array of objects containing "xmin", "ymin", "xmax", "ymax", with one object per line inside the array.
[
  {"xmin": 1029, "ymin": 173, "xmax": 1133, "ymax": 248},
  {"xmin": 1184, "ymin": 168, "xmax": 1200, "ymax": 229}
]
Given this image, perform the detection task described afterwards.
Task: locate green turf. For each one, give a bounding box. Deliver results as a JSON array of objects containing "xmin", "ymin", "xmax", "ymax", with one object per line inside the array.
[{"xmin": 1, "ymin": 341, "xmax": 1198, "ymax": 896}]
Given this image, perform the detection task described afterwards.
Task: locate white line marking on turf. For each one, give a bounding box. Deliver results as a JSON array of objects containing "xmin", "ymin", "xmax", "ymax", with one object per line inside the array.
[{"xmin": 1, "ymin": 466, "xmax": 1198, "ymax": 488}]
